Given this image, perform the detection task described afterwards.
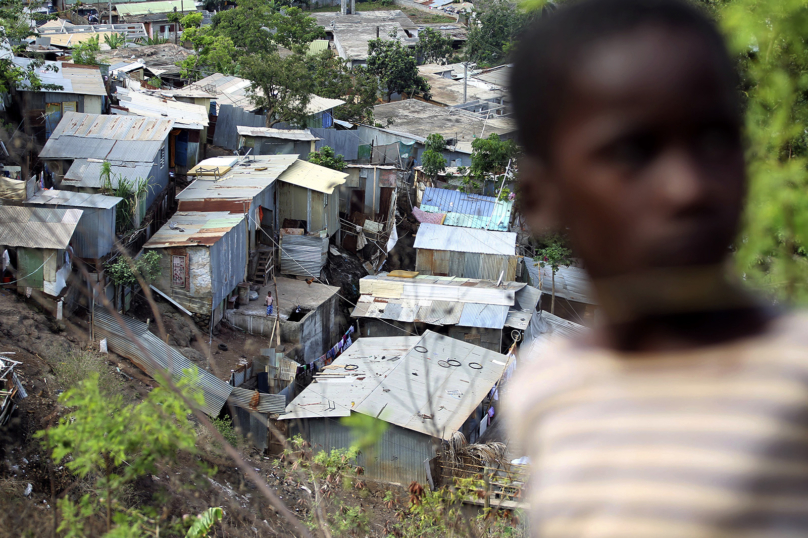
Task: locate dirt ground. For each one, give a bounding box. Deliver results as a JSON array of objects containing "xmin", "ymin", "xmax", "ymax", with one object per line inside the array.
[{"xmin": 0, "ymin": 287, "xmax": 409, "ymax": 537}]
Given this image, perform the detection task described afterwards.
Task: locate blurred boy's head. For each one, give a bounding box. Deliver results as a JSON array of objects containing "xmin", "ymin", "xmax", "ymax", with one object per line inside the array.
[{"xmin": 512, "ymin": 0, "xmax": 744, "ymax": 280}]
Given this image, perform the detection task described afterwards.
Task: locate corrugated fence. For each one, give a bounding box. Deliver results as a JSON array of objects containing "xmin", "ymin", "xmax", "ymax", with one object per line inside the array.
[
  {"xmin": 212, "ymin": 104, "xmax": 265, "ymax": 151},
  {"xmin": 280, "ymin": 234, "xmax": 328, "ymax": 277},
  {"xmin": 94, "ymin": 308, "xmax": 285, "ymax": 417}
]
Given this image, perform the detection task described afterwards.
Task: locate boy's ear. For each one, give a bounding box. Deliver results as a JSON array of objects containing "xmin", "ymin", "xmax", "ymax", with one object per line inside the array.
[{"xmin": 517, "ymin": 155, "xmax": 562, "ymax": 233}]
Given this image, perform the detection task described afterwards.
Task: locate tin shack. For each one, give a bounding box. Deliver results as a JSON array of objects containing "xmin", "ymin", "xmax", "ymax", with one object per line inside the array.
[
  {"xmin": 280, "ymin": 331, "xmax": 510, "ymax": 485},
  {"xmin": 414, "ymin": 223, "xmax": 519, "ymax": 281},
  {"xmin": 143, "ymin": 212, "xmax": 247, "ymax": 329}
]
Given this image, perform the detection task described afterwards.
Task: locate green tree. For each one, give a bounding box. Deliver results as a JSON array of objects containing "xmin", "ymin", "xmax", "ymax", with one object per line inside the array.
[
  {"xmin": 367, "ymin": 36, "xmax": 431, "ymax": 102},
  {"xmin": 535, "ymin": 235, "xmax": 573, "ymax": 315},
  {"xmin": 309, "ymin": 146, "xmax": 346, "ymax": 171},
  {"xmin": 713, "ymin": 0, "xmax": 808, "ymax": 301},
  {"xmin": 105, "ymin": 251, "xmax": 162, "ymax": 287},
  {"xmin": 421, "ymin": 133, "xmax": 448, "ymax": 180},
  {"xmin": 71, "ymin": 35, "xmax": 101, "ymax": 66},
  {"xmin": 306, "ymin": 51, "xmax": 379, "ymax": 124},
  {"xmin": 470, "ymin": 133, "xmax": 517, "ymax": 182},
  {"xmin": 37, "ymin": 372, "xmax": 203, "ymax": 536},
  {"xmin": 103, "ymin": 33, "xmax": 126, "ymax": 49},
  {"xmin": 416, "ymin": 27, "xmax": 454, "ymax": 65},
  {"xmin": 180, "ymin": 26, "xmax": 238, "ymax": 79},
  {"xmin": 241, "ymin": 51, "xmax": 314, "ymax": 127},
  {"xmin": 464, "ymin": 0, "xmax": 531, "ymax": 67}
]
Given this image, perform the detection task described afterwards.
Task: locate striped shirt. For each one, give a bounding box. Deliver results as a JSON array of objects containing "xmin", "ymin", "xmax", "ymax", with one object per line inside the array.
[{"xmin": 504, "ymin": 314, "xmax": 808, "ymax": 538}]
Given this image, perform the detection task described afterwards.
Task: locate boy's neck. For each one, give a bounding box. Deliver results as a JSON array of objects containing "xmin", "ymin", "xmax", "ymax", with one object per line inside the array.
[{"xmin": 590, "ymin": 265, "xmax": 775, "ymax": 353}]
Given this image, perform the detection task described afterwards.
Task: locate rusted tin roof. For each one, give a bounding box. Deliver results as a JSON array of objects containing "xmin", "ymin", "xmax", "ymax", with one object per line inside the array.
[
  {"xmin": 143, "ymin": 211, "xmax": 244, "ymax": 249},
  {"xmin": 177, "ymin": 155, "xmax": 297, "ymax": 207}
]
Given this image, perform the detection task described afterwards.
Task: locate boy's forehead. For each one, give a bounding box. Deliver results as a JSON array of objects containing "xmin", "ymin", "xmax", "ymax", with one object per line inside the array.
[{"xmin": 568, "ymin": 26, "xmax": 733, "ymax": 108}]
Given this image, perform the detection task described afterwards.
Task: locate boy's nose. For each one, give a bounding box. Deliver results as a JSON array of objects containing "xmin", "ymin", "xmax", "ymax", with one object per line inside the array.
[{"xmin": 657, "ymin": 147, "xmax": 714, "ymax": 217}]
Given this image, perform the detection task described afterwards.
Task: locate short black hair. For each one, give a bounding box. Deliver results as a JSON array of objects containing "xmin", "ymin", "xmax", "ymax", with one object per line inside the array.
[{"xmin": 511, "ymin": 0, "xmax": 738, "ymax": 159}]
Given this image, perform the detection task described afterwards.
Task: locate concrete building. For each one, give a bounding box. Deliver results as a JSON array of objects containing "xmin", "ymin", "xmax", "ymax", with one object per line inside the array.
[
  {"xmin": 280, "ymin": 331, "xmax": 511, "ymax": 485},
  {"xmin": 372, "ymin": 99, "xmax": 516, "ymax": 151},
  {"xmin": 417, "ymin": 65, "xmax": 507, "ymax": 109},
  {"xmin": 143, "ymin": 212, "xmax": 247, "ymax": 328},
  {"xmin": 38, "ymin": 112, "xmax": 174, "ymax": 217},
  {"xmin": 112, "ymin": 86, "xmax": 209, "ymax": 174},
  {"xmin": 115, "ymin": 0, "xmax": 196, "ymax": 41},
  {"xmin": 352, "ymin": 273, "xmax": 539, "ymax": 353},
  {"xmin": 414, "ymin": 223, "xmax": 519, "ymax": 281},
  {"xmin": 226, "ymin": 276, "xmax": 342, "ymax": 363},
  {"xmin": 312, "ymin": 11, "xmax": 419, "ymax": 68},
  {"xmin": 0, "ymin": 206, "xmax": 81, "ymax": 304}
]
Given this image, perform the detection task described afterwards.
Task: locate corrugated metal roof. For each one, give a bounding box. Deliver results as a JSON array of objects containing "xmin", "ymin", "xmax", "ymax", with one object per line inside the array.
[
  {"xmin": 282, "ymin": 336, "xmax": 420, "ymax": 420},
  {"xmin": 13, "ymin": 57, "xmax": 106, "ymax": 96},
  {"xmin": 39, "ymin": 112, "xmax": 172, "ymax": 162},
  {"xmin": 237, "ymin": 126, "xmax": 319, "ymax": 141},
  {"xmin": 414, "ymin": 223, "xmax": 516, "ymax": 256},
  {"xmin": 63, "ymin": 159, "xmax": 154, "ymax": 188},
  {"xmin": 282, "ymin": 331, "xmax": 509, "ymax": 442},
  {"xmin": 143, "ymin": 211, "xmax": 244, "ymax": 248},
  {"xmin": 0, "ymin": 206, "xmax": 81, "ymax": 249},
  {"xmin": 114, "ymin": 87, "xmax": 209, "ymax": 129},
  {"xmin": 230, "ymin": 386, "xmax": 286, "ymax": 414},
  {"xmin": 514, "ymin": 284, "xmax": 541, "ymax": 312},
  {"xmin": 177, "ymin": 155, "xmax": 296, "ymax": 206},
  {"xmin": 93, "ymin": 308, "xmax": 232, "ymax": 416},
  {"xmin": 24, "ymin": 189, "xmax": 123, "ymax": 209},
  {"xmin": 359, "ymin": 273, "xmax": 522, "ymax": 305},
  {"xmin": 472, "ymin": 64, "xmax": 511, "ymax": 88},
  {"xmin": 504, "ymin": 310, "xmax": 532, "ymax": 330},
  {"xmin": 115, "ymin": 0, "xmax": 195, "ymax": 17},
  {"xmin": 457, "ymin": 303, "xmax": 509, "ymax": 329},
  {"xmin": 420, "ymin": 187, "xmax": 513, "ymax": 232},
  {"xmin": 188, "ymin": 72, "xmax": 344, "ymax": 116},
  {"xmin": 278, "ymin": 159, "xmax": 347, "ymax": 195},
  {"xmin": 524, "ymin": 261, "xmax": 598, "ymax": 306},
  {"xmin": 520, "ymin": 311, "xmax": 588, "ymax": 362},
  {"xmin": 353, "ymin": 273, "xmax": 533, "ymax": 330},
  {"xmin": 308, "ymin": 39, "xmax": 329, "ymax": 55}
]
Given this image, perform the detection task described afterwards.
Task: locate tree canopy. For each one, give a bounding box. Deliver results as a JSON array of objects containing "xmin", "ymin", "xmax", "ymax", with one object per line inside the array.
[
  {"xmin": 367, "ymin": 35, "xmax": 431, "ymax": 102},
  {"xmin": 179, "ymin": 0, "xmax": 378, "ymax": 126},
  {"xmin": 416, "ymin": 27, "xmax": 454, "ymax": 65},
  {"xmin": 464, "ymin": 0, "xmax": 532, "ymax": 67},
  {"xmin": 309, "ymin": 146, "xmax": 346, "ymax": 171},
  {"xmin": 422, "ymin": 133, "xmax": 448, "ymax": 180}
]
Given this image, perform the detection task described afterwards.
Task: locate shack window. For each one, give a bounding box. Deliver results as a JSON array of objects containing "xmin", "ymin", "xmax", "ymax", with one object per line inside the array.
[
  {"xmin": 160, "ymin": 147, "xmax": 165, "ymax": 168},
  {"xmin": 172, "ymin": 255, "xmax": 187, "ymax": 288}
]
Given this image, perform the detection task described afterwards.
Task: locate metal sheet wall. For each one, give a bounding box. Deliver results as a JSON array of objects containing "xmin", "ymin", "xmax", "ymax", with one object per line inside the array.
[
  {"xmin": 311, "ymin": 128, "xmax": 362, "ymax": 161},
  {"xmin": 416, "ymin": 249, "xmax": 518, "ymax": 281},
  {"xmin": 298, "ymin": 418, "xmax": 436, "ymax": 485},
  {"xmin": 209, "ymin": 217, "xmax": 248, "ymax": 308},
  {"xmin": 213, "ymin": 104, "xmax": 266, "ymax": 151}
]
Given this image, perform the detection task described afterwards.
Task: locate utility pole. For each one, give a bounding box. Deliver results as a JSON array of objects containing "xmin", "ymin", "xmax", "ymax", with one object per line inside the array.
[
  {"xmin": 174, "ymin": 6, "xmax": 178, "ymax": 44},
  {"xmin": 463, "ymin": 62, "xmax": 468, "ymax": 104},
  {"xmin": 108, "ymin": 0, "xmax": 112, "ymax": 25}
]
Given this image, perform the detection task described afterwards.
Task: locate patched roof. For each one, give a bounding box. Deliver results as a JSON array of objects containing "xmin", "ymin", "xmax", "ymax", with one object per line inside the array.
[
  {"xmin": 39, "ymin": 112, "xmax": 172, "ymax": 162},
  {"xmin": 143, "ymin": 211, "xmax": 244, "ymax": 248},
  {"xmin": 414, "ymin": 223, "xmax": 516, "ymax": 256},
  {"xmin": 281, "ymin": 331, "xmax": 510, "ymax": 441}
]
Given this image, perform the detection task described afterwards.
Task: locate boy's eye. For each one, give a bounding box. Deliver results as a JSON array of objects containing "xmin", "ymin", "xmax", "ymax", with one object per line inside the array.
[
  {"xmin": 695, "ymin": 125, "xmax": 738, "ymax": 159},
  {"xmin": 604, "ymin": 134, "xmax": 659, "ymax": 169}
]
